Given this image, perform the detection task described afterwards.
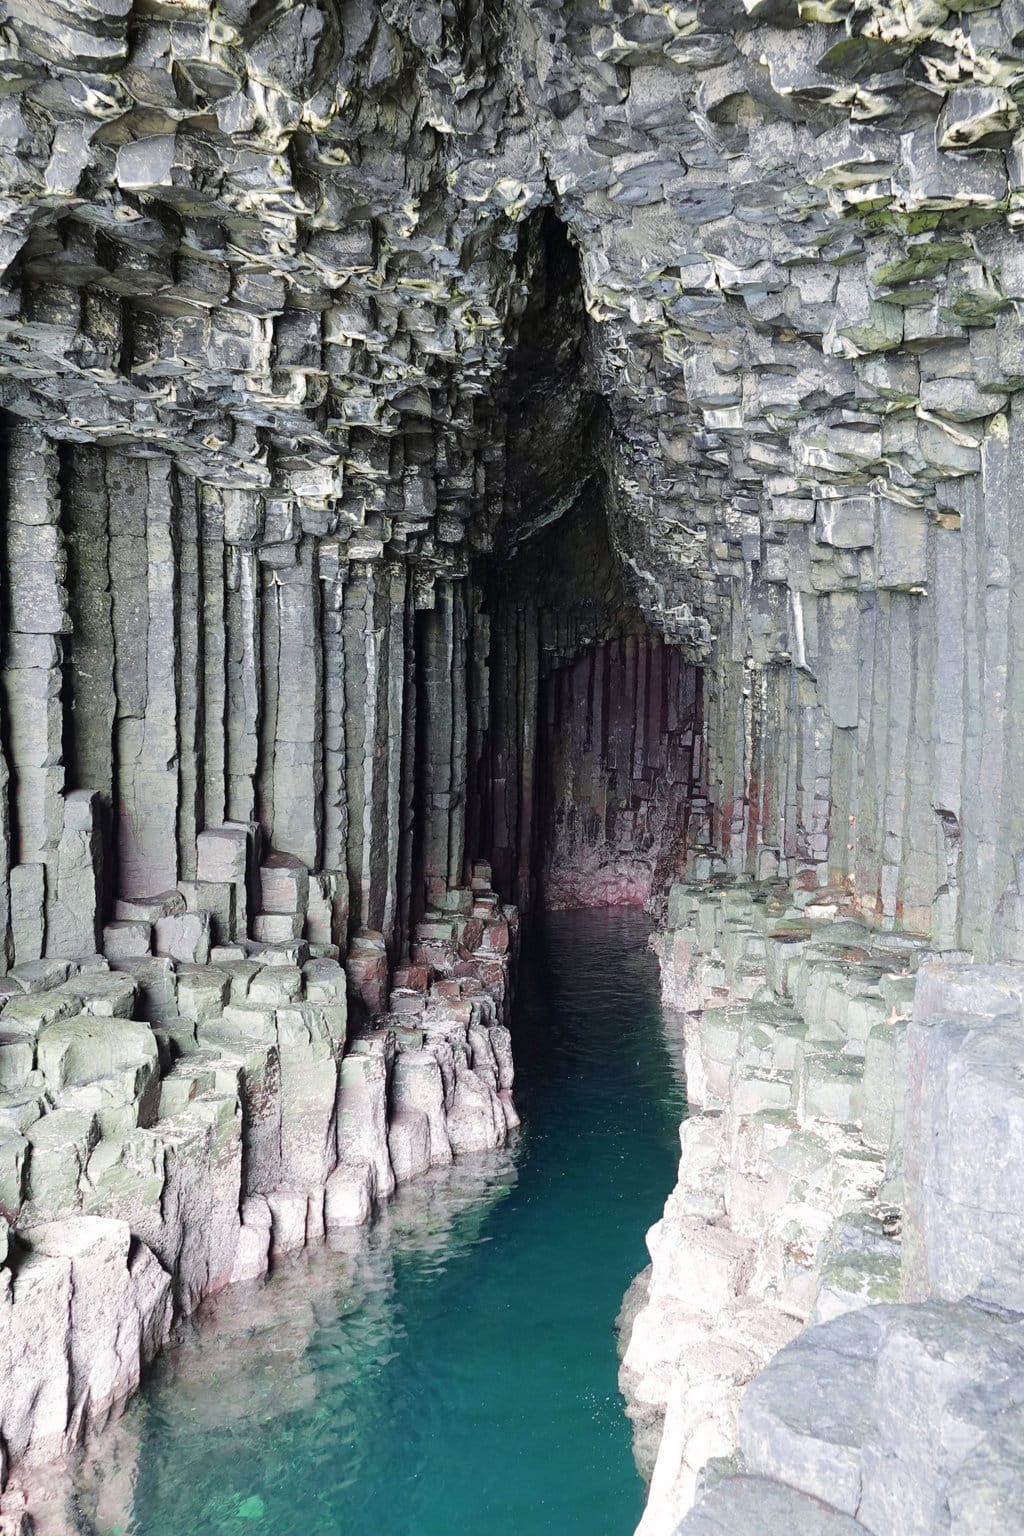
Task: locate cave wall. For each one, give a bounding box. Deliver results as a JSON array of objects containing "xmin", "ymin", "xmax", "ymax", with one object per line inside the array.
[
  {"xmin": 702, "ymin": 406, "xmax": 1024, "ymax": 956},
  {"xmin": 0, "ymin": 417, "xmax": 444, "ymax": 968},
  {"xmin": 2, "ymin": 0, "xmax": 1024, "ymax": 957},
  {"xmin": 539, "ymin": 635, "xmax": 703, "ymax": 909},
  {"xmin": 0, "ymin": 404, "xmax": 541, "ymax": 974},
  {"xmin": 5, "ymin": 1, "xmax": 1024, "ymax": 1520}
]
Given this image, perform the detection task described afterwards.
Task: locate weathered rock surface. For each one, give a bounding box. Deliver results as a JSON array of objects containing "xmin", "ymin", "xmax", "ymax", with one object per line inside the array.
[
  {"xmin": 3, "ymin": 0, "xmax": 1024, "ymax": 1525},
  {"xmin": 1, "ymin": 0, "xmax": 1023, "ymax": 958},
  {"xmin": 0, "ymin": 851, "xmax": 519, "ymax": 1505},
  {"xmin": 631, "ymin": 878, "xmax": 1024, "ymax": 1535},
  {"xmin": 5, "ymin": 1149, "xmax": 521, "ymax": 1535}
]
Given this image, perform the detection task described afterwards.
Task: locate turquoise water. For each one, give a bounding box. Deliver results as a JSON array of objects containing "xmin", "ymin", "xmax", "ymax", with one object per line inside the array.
[{"xmin": 72, "ymin": 909, "xmax": 686, "ymax": 1536}]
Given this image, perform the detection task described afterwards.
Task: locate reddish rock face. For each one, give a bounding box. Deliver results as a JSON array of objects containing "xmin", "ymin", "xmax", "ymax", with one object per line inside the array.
[
  {"xmin": 392, "ymin": 965, "xmax": 430, "ymax": 993},
  {"xmin": 537, "ymin": 637, "xmax": 703, "ymax": 912}
]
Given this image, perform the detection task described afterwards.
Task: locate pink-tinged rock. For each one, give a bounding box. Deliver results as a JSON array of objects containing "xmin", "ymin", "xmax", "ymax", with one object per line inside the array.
[
  {"xmin": 471, "ymin": 957, "xmax": 509, "ymax": 1005},
  {"xmin": 266, "ymin": 1191, "xmax": 307, "ymax": 1255},
  {"xmin": 479, "ymin": 917, "xmax": 510, "ymax": 954},
  {"xmin": 229, "ymin": 1196, "xmax": 271, "ymax": 1283},
  {"xmin": 458, "ymin": 918, "xmax": 485, "ymax": 953},
  {"xmin": 325, "ymin": 1162, "xmax": 374, "ymax": 1228},
  {"xmin": 393, "ymin": 965, "xmax": 430, "ymax": 993},
  {"xmin": 412, "ymin": 940, "xmax": 458, "ymax": 976},
  {"xmin": 345, "ymin": 932, "xmax": 389, "ymax": 1015}
]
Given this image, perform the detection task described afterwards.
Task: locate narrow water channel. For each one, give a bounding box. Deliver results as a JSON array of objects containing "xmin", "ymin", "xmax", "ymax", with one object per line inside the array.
[{"xmin": 71, "ymin": 909, "xmax": 686, "ymax": 1536}]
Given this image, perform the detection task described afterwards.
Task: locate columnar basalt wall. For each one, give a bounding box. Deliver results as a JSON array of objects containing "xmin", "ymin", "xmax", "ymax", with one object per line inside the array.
[
  {"xmin": 540, "ymin": 636, "xmax": 703, "ymax": 909},
  {"xmin": 3, "ymin": 0, "xmax": 1024, "ymax": 1530},
  {"xmin": 626, "ymin": 879, "xmax": 1024, "ymax": 1535},
  {"xmin": 4, "ymin": 0, "xmax": 1024, "ymax": 956},
  {"xmin": 701, "ymin": 418, "xmax": 1024, "ymax": 954},
  {"xmin": 0, "ymin": 389, "xmax": 543, "ymax": 1504}
]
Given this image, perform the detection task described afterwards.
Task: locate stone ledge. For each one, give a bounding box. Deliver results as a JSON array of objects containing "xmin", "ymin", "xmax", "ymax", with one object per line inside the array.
[{"xmin": 629, "ymin": 875, "xmax": 1024, "ymax": 1536}]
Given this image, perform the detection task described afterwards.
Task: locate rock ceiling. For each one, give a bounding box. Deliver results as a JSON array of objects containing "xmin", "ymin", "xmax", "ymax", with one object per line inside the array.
[{"xmin": 1, "ymin": 0, "xmax": 1023, "ymax": 655}]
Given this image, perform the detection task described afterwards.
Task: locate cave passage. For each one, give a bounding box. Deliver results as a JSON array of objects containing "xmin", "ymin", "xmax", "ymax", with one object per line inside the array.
[
  {"xmin": 68, "ymin": 910, "xmax": 686, "ymax": 1536},
  {"xmin": 0, "ymin": 193, "xmax": 709, "ymax": 1528},
  {"xmin": 465, "ymin": 213, "xmax": 706, "ymax": 919},
  {"xmin": 6, "ymin": 4, "xmax": 1024, "ymax": 1533}
]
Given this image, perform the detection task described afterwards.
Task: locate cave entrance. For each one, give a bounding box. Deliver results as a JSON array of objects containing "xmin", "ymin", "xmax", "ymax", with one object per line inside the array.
[{"xmin": 464, "ymin": 211, "xmax": 705, "ymax": 917}]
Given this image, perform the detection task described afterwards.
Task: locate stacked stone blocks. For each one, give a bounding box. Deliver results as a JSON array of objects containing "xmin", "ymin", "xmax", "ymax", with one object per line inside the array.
[
  {"xmin": 0, "ymin": 827, "xmax": 518, "ymax": 1500},
  {"xmin": 626, "ymin": 877, "xmax": 1024, "ymax": 1535}
]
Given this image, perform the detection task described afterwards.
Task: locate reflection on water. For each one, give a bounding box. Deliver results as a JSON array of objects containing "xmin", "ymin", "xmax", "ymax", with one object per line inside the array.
[
  {"xmin": 56, "ymin": 910, "xmax": 684, "ymax": 1536},
  {"xmin": 68, "ymin": 1156, "xmax": 519, "ymax": 1536}
]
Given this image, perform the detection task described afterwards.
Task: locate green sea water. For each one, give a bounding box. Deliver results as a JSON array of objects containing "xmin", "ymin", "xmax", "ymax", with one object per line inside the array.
[{"xmin": 72, "ymin": 908, "xmax": 687, "ymax": 1536}]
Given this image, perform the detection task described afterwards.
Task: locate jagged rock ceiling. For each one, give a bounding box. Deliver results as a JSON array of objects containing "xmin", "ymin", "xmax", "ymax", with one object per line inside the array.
[{"xmin": 4, "ymin": 0, "xmax": 1023, "ymax": 657}]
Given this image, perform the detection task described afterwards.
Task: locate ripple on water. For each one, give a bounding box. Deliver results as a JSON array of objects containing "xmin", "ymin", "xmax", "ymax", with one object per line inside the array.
[{"xmin": 64, "ymin": 909, "xmax": 686, "ymax": 1536}]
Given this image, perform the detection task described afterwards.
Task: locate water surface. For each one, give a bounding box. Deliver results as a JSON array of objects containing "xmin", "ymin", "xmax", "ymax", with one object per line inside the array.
[{"xmin": 72, "ymin": 909, "xmax": 686, "ymax": 1536}]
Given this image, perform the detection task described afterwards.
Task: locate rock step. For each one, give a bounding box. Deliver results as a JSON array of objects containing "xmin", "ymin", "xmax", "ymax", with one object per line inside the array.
[
  {"xmin": 628, "ymin": 877, "xmax": 1024, "ymax": 1536},
  {"xmin": 0, "ymin": 865, "xmax": 519, "ymax": 1483},
  {"xmin": 738, "ymin": 1303, "xmax": 1024, "ymax": 1535},
  {"xmin": 676, "ymin": 1474, "xmax": 867, "ymax": 1534}
]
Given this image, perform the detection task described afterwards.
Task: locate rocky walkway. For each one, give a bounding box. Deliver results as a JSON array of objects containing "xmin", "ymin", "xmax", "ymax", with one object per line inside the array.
[
  {"xmin": 0, "ymin": 827, "xmax": 517, "ymax": 1531},
  {"xmin": 622, "ymin": 877, "xmax": 1024, "ymax": 1535}
]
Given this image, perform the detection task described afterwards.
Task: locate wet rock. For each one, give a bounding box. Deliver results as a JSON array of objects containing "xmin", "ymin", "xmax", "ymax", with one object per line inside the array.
[
  {"xmin": 5, "ymin": 0, "xmax": 1024, "ymax": 1511},
  {"xmin": 902, "ymin": 980, "xmax": 1024, "ymax": 1310},
  {"xmin": 0, "ymin": 1217, "xmax": 171, "ymax": 1467},
  {"xmin": 635, "ymin": 886, "xmax": 1024, "ymax": 1534},
  {"xmin": 325, "ymin": 1163, "xmax": 375, "ymax": 1229}
]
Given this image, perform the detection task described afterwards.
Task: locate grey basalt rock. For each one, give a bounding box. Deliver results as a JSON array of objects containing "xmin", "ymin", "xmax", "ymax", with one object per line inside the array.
[
  {"xmin": 673, "ymin": 1475, "xmax": 868, "ymax": 1534},
  {"xmin": 0, "ymin": 1216, "xmax": 172, "ymax": 1469},
  {"xmin": 902, "ymin": 1002, "xmax": 1024, "ymax": 1311},
  {"xmin": 737, "ymin": 1301, "xmax": 1024, "ymax": 1536},
  {"xmin": 3, "ymin": 0, "xmax": 1024, "ymax": 1523},
  {"xmin": 637, "ymin": 904, "xmax": 1024, "ymax": 1535}
]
